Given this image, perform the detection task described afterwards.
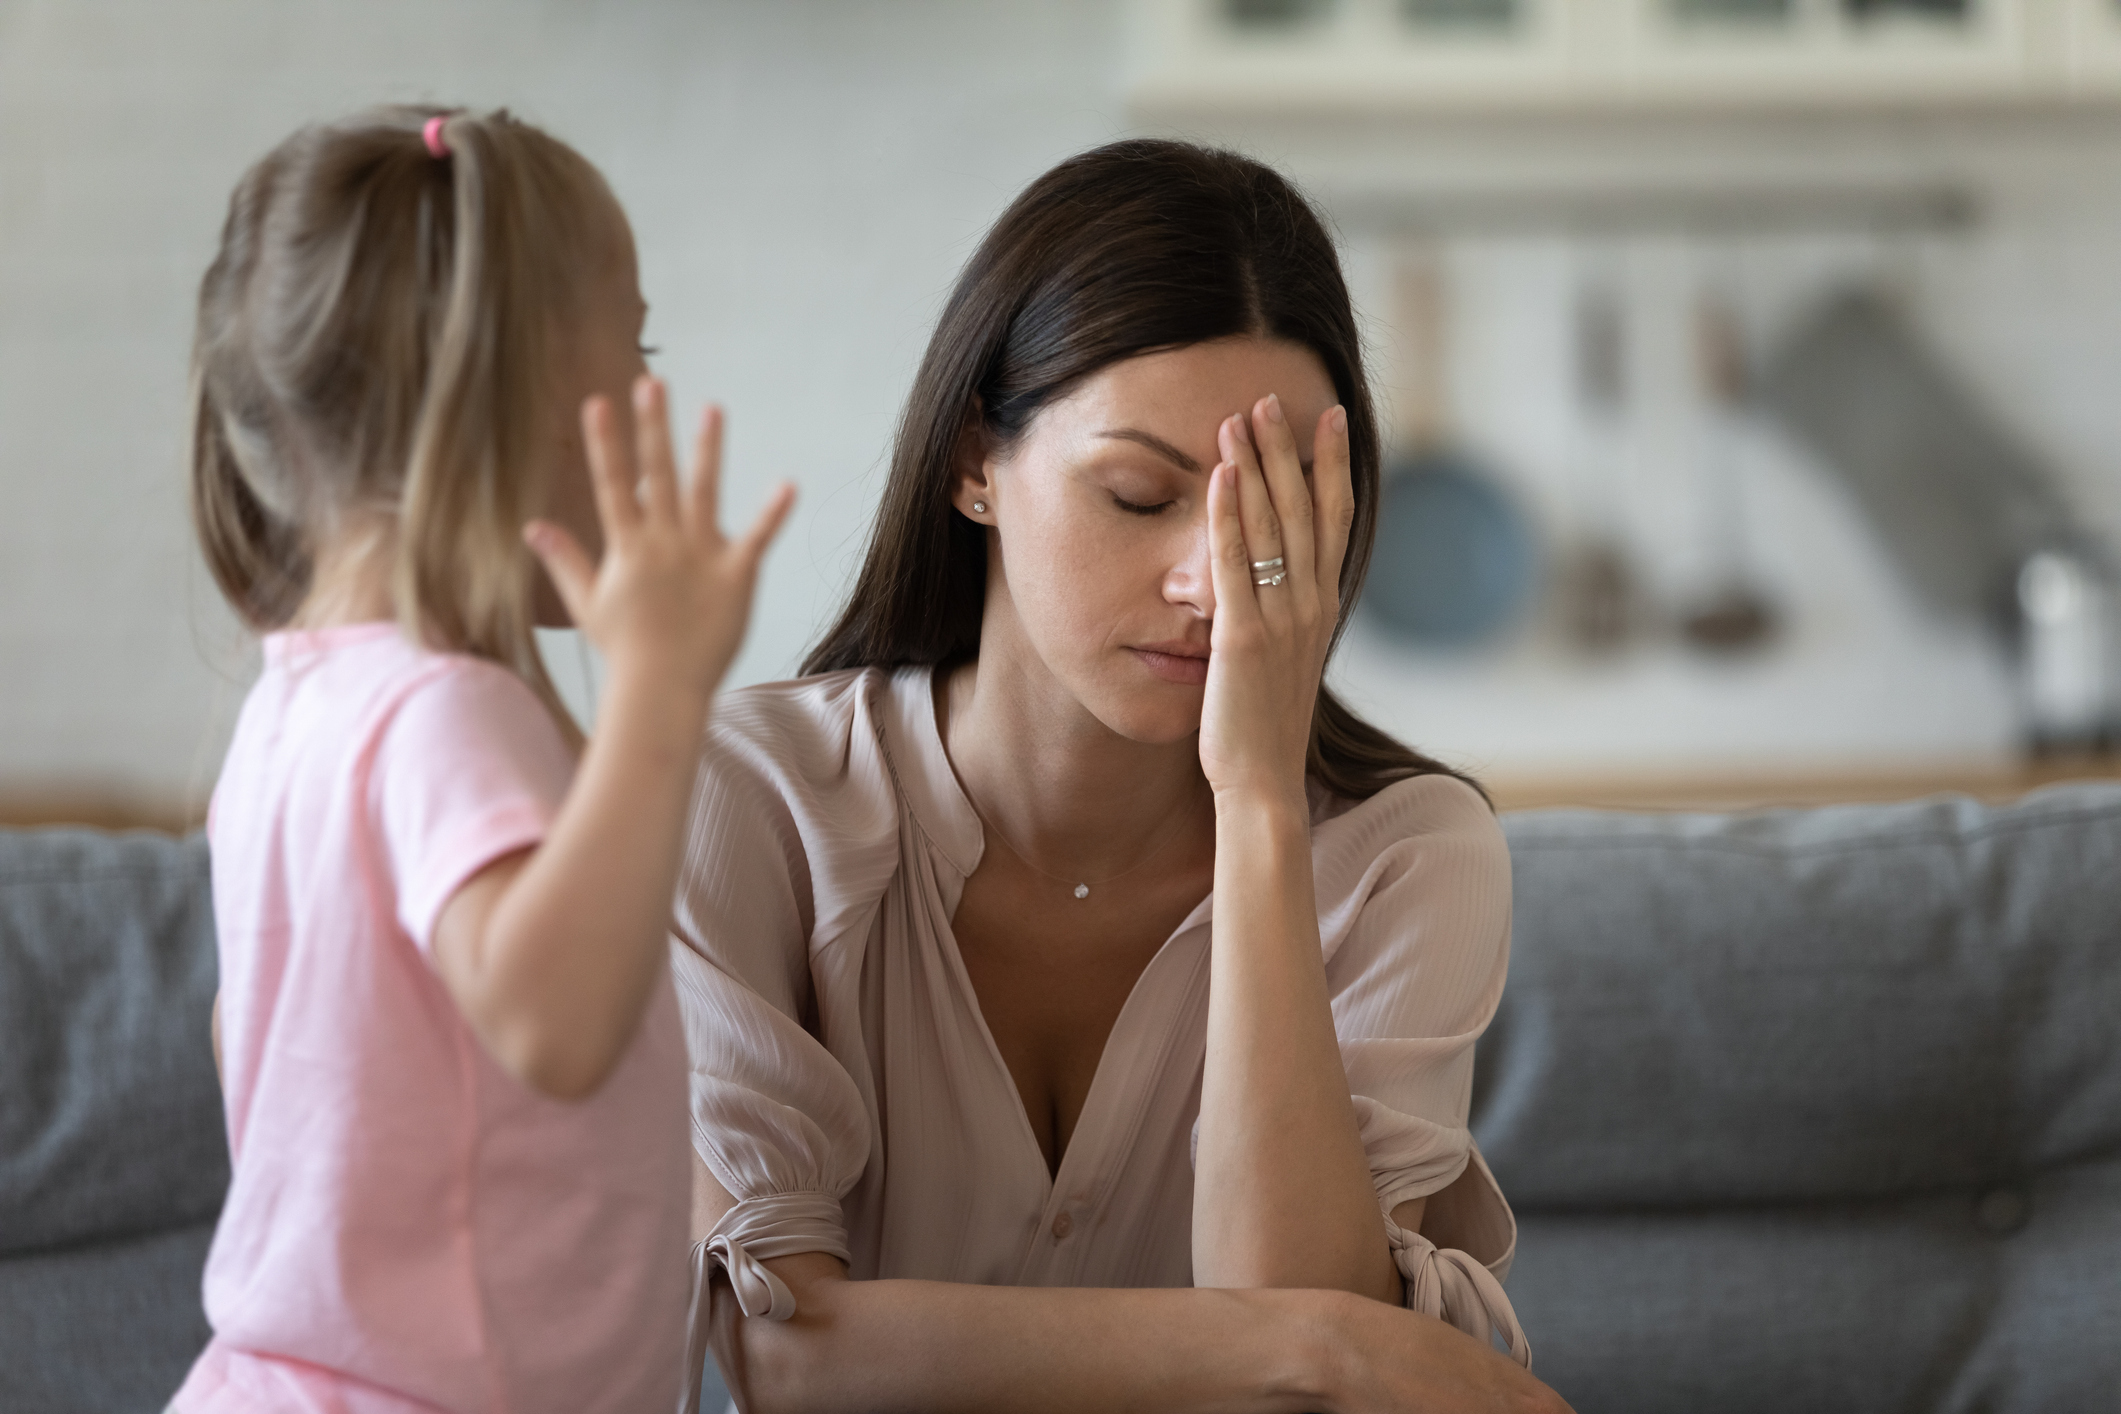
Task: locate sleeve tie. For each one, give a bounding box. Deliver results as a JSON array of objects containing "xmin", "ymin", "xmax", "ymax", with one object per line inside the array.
[
  {"xmin": 1386, "ymin": 1217, "xmax": 1533, "ymax": 1369},
  {"xmin": 680, "ymin": 1191, "xmax": 853, "ymax": 1413},
  {"xmin": 700, "ymin": 1230, "xmax": 798, "ymax": 1321}
]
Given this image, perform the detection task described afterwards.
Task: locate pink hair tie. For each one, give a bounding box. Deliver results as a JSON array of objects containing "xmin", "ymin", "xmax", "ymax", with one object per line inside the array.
[{"xmin": 422, "ymin": 115, "xmax": 451, "ymax": 159}]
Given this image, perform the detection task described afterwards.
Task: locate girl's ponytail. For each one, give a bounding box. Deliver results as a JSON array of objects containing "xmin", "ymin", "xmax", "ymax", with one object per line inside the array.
[{"xmin": 394, "ymin": 110, "xmax": 567, "ymax": 718}]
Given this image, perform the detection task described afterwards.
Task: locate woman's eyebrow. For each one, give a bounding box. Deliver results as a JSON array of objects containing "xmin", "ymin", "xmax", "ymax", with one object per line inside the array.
[{"xmin": 1098, "ymin": 428, "xmax": 1203, "ymax": 474}]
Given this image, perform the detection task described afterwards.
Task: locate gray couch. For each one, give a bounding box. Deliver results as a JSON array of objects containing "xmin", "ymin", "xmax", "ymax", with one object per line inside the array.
[
  {"xmin": 1478, "ymin": 784, "xmax": 2121, "ymax": 1412},
  {"xmin": 0, "ymin": 831, "xmax": 223, "ymax": 1413},
  {"xmin": 4, "ymin": 784, "xmax": 2117, "ymax": 1412}
]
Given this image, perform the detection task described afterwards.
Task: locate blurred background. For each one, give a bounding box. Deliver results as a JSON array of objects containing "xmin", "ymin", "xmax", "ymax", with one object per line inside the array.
[{"xmin": 6, "ymin": 0, "xmax": 2121, "ymax": 825}]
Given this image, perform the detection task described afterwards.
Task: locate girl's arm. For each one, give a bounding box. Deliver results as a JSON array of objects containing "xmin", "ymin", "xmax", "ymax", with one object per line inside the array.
[
  {"xmin": 428, "ymin": 653, "xmax": 716, "ymax": 1099},
  {"xmin": 1190, "ymin": 399, "xmax": 1406, "ymax": 1300},
  {"xmin": 432, "ymin": 379, "xmax": 792, "ymax": 1101},
  {"xmin": 690, "ymin": 1161, "xmax": 1553, "ymax": 1414}
]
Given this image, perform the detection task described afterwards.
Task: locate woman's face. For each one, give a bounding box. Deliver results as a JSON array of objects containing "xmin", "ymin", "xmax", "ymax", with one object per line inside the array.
[{"xmin": 956, "ymin": 335, "xmax": 1338, "ymax": 744}]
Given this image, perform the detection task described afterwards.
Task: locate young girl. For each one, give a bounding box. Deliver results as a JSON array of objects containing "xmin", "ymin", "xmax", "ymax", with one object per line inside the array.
[{"xmin": 172, "ymin": 106, "xmax": 791, "ymax": 1413}]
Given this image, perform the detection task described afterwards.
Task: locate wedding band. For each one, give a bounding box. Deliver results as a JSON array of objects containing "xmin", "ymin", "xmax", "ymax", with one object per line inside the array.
[
  {"xmin": 1249, "ymin": 556, "xmax": 1285, "ymax": 574},
  {"xmin": 1255, "ymin": 570, "xmax": 1287, "ymax": 587}
]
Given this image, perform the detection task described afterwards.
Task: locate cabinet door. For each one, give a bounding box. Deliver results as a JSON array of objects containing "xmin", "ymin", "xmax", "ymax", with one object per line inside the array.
[
  {"xmin": 2065, "ymin": 0, "xmax": 2121, "ymax": 90},
  {"xmin": 1125, "ymin": 0, "xmax": 2120, "ymax": 112},
  {"xmin": 1127, "ymin": 0, "xmax": 1571, "ymax": 112},
  {"xmin": 1616, "ymin": 0, "xmax": 2030, "ymax": 105}
]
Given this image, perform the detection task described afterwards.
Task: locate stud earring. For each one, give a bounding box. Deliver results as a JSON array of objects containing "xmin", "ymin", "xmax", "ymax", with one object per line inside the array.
[{"xmin": 972, "ymin": 500, "xmax": 988, "ymax": 514}]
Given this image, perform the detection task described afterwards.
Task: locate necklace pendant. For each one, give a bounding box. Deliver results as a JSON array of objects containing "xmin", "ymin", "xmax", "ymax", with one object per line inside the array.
[{"xmin": 1073, "ymin": 883, "xmax": 1090, "ymax": 899}]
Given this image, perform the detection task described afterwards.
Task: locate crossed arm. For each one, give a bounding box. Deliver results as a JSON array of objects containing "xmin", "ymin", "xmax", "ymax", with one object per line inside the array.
[{"xmin": 690, "ymin": 1164, "xmax": 1497, "ymax": 1414}]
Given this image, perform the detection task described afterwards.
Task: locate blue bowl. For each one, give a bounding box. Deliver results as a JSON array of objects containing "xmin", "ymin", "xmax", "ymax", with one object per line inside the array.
[{"xmin": 1364, "ymin": 451, "xmax": 1538, "ymax": 649}]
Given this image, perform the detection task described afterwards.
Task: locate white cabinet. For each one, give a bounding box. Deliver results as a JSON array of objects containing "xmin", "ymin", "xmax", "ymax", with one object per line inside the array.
[
  {"xmin": 2066, "ymin": 0, "xmax": 2121, "ymax": 85},
  {"xmin": 1124, "ymin": 0, "xmax": 2121, "ymax": 112}
]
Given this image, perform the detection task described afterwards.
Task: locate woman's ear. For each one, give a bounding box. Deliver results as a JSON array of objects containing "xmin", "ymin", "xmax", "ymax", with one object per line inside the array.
[{"xmin": 950, "ymin": 414, "xmax": 997, "ymax": 525}]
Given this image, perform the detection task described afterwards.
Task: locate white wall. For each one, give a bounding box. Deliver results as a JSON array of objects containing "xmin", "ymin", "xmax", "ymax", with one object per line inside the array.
[
  {"xmin": 0, "ymin": 0, "xmax": 1125, "ymax": 814},
  {"xmin": 6, "ymin": 0, "xmax": 2121, "ymax": 812}
]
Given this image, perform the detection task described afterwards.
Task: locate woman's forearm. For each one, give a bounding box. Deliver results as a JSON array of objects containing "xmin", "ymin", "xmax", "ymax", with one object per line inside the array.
[
  {"xmin": 713, "ymin": 1252, "xmax": 1564, "ymax": 1414},
  {"xmin": 1193, "ymin": 791, "xmax": 1399, "ymax": 1302},
  {"xmin": 717, "ymin": 1257, "xmax": 1334, "ymax": 1414}
]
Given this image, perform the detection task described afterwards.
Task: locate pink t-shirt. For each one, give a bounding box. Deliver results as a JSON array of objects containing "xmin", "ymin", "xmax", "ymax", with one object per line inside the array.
[{"xmin": 174, "ymin": 624, "xmax": 689, "ymax": 1414}]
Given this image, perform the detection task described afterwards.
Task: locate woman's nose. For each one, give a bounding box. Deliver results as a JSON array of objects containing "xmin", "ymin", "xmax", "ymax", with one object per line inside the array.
[{"xmin": 1162, "ymin": 514, "xmax": 1215, "ymax": 618}]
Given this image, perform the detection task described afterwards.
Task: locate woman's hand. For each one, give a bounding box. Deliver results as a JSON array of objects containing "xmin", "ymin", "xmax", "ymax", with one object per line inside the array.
[
  {"xmin": 526, "ymin": 375, "xmax": 795, "ymax": 706},
  {"xmin": 1197, "ymin": 395, "xmax": 1354, "ymax": 809}
]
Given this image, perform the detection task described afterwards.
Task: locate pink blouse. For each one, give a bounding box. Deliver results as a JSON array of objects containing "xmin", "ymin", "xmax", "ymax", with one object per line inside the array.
[{"xmin": 670, "ymin": 666, "xmax": 1529, "ymax": 1384}]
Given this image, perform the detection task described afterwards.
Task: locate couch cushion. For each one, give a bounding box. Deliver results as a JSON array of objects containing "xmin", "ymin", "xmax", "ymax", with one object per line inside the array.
[
  {"xmin": 0, "ymin": 1220, "xmax": 215, "ymax": 1413},
  {"xmin": 1481, "ymin": 784, "xmax": 2121, "ymax": 1210},
  {"xmin": 1504, "ymin": 1159, "xmax": 2121, "ymax": 1414},
  {"xmin": 0, "ymin": 828, "xmax": 225, "ymax": 1256}
]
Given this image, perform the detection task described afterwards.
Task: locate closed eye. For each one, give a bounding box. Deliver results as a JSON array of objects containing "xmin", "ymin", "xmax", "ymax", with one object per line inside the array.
[{"xmin": 1113, "ymin": 495, "xmax": 1175, "ymax": 516}]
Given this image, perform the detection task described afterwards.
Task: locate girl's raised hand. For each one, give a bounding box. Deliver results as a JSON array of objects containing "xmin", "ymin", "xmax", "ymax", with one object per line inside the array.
[
  {"xmin": 526, "ymin": 375, "xmax": 795, "ymax": 705},
  {"xmin": 1195, "ymin": 394, "xmax": 1354, "ymax": 811}
]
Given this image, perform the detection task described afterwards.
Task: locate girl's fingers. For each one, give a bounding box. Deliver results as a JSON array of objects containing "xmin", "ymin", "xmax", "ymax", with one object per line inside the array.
[
  {"xmin": 632, "ymin": 376, "xmax": 682, "ymax": 523},
  {"xmin": 1312, "ymin": 405, "xmax": 1354, "ymax": 597},
  {"xmin": 579, "ymin": 395, "xmax": 642, "ymax": 538},
  {"xmin": 686, "ymin": 404, "xmax": 727, "ymax": 540},
  {"xmin": 1206, "ymin": 459, "xmax": 1261, "ymax": 636},
  {"xmin": 523, "ymin": 521, "xmax": 596, "ymax": 627},
  {"xmin": 1218, "ymin": 415, "xmax": 1284, "ymax": 598},
  {"xmin": 735, "ymin": 482, "xmax": 798, "ymax": 569},
  {"xmin": 1247, "ymin": 394, "xmax": 1315, "ymax": 591}
]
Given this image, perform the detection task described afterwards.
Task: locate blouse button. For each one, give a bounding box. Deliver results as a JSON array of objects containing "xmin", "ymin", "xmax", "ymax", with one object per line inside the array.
[{"xmin": 1051, "ymin": 1210, "xmax": 1074, "ymax": 1240}]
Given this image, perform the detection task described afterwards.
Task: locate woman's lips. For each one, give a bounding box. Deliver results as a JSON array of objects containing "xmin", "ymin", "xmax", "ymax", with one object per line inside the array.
[{"xmin": 1130, "ymin": 645, "xmax": 1209, "ymax": 686}]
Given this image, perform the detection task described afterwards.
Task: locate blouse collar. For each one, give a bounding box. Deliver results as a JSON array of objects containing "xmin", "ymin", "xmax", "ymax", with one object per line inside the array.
[
  {"xmin": 877, "ymin": 664, "xmax": 1218, "ymax": 936},
  {"xmin": 878, "ymin": 665, "xmax": 986, "ymax": 881}
]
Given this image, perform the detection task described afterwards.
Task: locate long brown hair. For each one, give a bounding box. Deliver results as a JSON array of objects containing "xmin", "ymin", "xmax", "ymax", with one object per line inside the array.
[
  {"xmin": 190, "ymin": 105, "xmax": 618, "ymax": 732},
  {"xmin": 805, "ymin": 139, "xmax": 1473, "ymax": 802}
]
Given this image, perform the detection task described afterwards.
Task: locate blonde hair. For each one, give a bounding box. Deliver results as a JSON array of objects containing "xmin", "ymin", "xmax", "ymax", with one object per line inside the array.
[{"xmin": 190, "ymin": 104, "xmax": 619, "ymax": 732}]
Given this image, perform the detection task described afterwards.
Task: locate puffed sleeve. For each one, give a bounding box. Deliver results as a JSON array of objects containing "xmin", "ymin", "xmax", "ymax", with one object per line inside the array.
[
  {"xmin": 1316, "ymin": 774, "xmax": 1531, "ymax": 1367},
  {"xmin": 667, "ymin": 687, "xmax": 875, "ymax": 1327}
]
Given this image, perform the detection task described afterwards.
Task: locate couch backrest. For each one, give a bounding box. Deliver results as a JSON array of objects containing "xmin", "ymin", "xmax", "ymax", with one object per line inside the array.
[
  {"xmin": 0, "ymin": 828, "xmax": 225, "ymax": 1257},
  {"xmin": 1481, "ymin": 783, "xmax": 2121, "ymax": 1413},
  {"xmin": 1480, "ymin": 783, "xmax": 2121, "ymax": 1207}
]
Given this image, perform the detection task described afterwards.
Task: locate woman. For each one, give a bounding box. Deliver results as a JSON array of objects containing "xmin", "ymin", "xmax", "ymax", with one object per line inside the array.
[{"xmin": 671, "ymin": 140, "xmax": 1565, "ymax": 1413}]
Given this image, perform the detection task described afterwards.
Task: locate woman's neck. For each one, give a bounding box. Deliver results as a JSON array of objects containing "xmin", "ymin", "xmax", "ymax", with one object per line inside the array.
[{"xmin": 940, "ymin": 652, "xmax": 1211, "ymax": 884}]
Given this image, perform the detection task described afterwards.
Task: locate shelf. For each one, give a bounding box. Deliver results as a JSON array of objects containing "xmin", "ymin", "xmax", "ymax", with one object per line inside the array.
[
  {"xmin": 11, "ymin": 763, "xmax": 2117, "ymax": 838},
  {"xmin": 1127, "ymin": 0, "xmax": 2121, "ymax": 116},
  {"xmin": 1323, "ymin": 179, "xmax": 1980, "ymax": 235},
  {"xmin": 1485, "ymin": 756, "xmax": 2121, "ymax": 811},
  {"xmin": 0, "ymin": 793, "xmax": 202, "ymax": 836}
]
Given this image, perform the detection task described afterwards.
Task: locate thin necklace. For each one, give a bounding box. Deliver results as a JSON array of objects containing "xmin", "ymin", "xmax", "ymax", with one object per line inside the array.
[{"xmin": 965, "ymin": 783, "xmax": 1204, "ymax": 901}]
